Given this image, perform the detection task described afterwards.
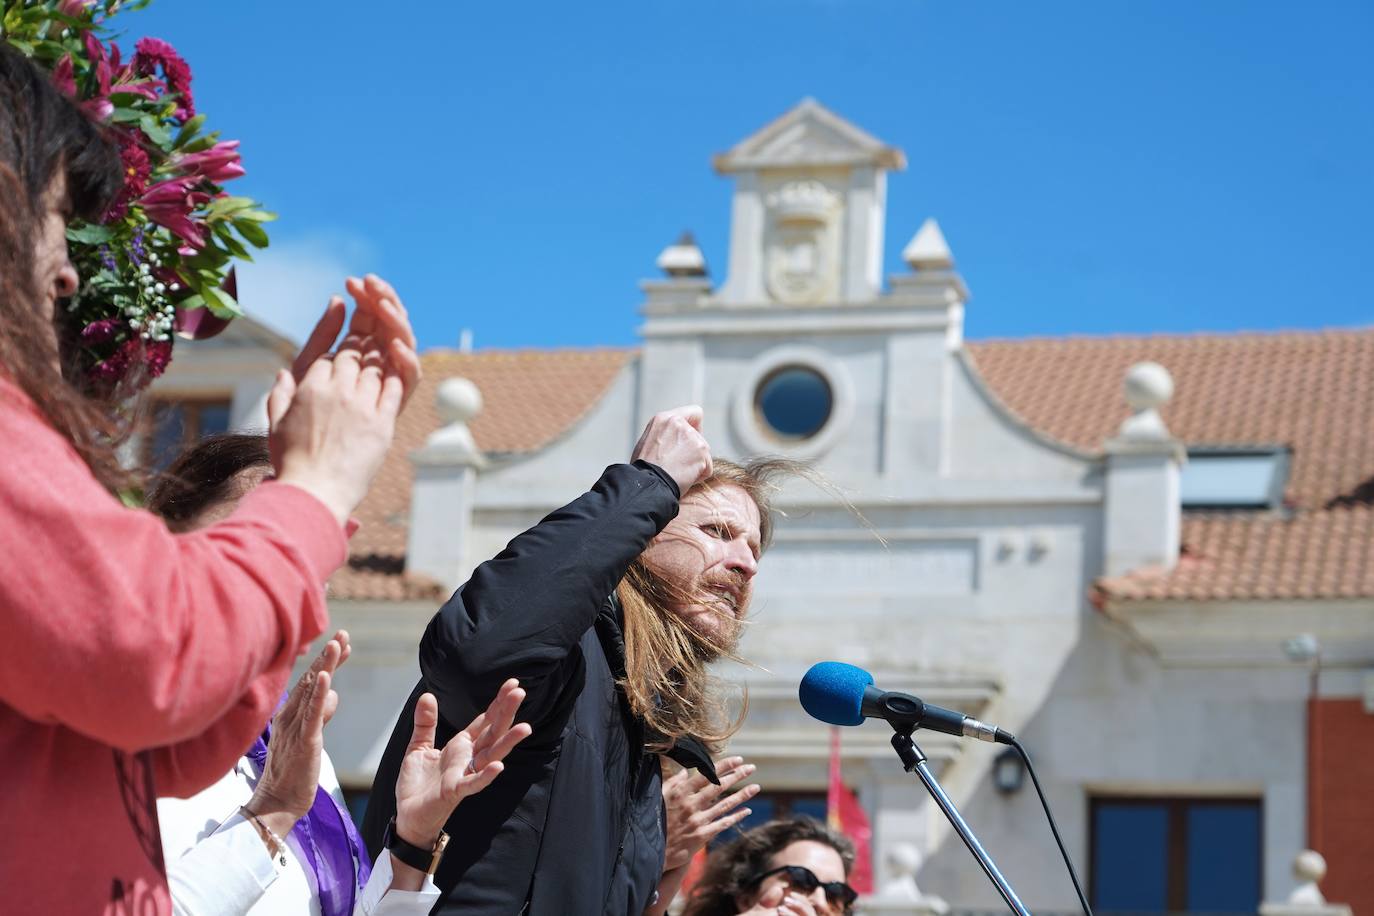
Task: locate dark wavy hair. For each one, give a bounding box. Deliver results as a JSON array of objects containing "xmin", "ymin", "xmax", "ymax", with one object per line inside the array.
[
  {"xmin": 145, "ymin": 433, "xmax": 272, "ymax": 530},
  {"xmin": 0, "ymin": 43, "xmax": 126, "ymax": 489},
  {"xmin": 682, "ymin": 816, "xmax": 856, "ymax": 916}
]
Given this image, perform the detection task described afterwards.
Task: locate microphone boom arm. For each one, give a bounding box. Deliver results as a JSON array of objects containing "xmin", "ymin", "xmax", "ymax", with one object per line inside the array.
[{"xmin": 889, "ymin": 724, "xmax": 1031, "ymax": 916}]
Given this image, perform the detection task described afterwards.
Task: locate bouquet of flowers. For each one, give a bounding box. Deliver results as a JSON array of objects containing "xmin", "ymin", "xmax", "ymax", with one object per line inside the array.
[{"xmin": 2, "ymin": 0, "xmax": 273, "ymax": 391}]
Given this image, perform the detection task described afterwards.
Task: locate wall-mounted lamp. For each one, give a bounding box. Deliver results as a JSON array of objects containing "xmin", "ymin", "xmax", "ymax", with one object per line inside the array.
[{"xmin": 993, "ymin": 747, "xmax": 1025, "ymax": 795}]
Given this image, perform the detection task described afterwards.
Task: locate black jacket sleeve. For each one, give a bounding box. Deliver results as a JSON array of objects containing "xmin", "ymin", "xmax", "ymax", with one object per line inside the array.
[{"xmin": 418, "ymin": 460, "xmax": 680, "ymax": 736}]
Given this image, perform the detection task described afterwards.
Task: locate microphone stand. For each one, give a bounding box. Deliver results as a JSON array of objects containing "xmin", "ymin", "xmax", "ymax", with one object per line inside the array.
[{"xmin": 889, "ymin": 724, "xmax": 1031, "ymax": 916}]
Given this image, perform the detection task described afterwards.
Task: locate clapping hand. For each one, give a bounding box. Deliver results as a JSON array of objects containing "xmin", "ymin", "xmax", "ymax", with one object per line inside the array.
[
  {"xmin": 392, "ymin": 680, "xmax": 532, "ymax": 849},
  {"xmin": 269, "ymin": 274, "xmax": 422, "ymax": 526},
  {"xmin": 246, "ymin": 630, "xmax": 350, "ymax": 829}
]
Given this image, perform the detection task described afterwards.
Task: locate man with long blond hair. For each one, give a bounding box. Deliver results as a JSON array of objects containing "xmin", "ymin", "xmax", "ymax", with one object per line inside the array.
[{"xmin": 362, "ymin": 407, "xmax": 789, "ymax": 914}]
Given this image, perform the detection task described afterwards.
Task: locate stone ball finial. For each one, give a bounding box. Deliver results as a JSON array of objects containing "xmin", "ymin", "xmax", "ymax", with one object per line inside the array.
[
  {"xmin": 886, "ymin": 842, "xmax": 922, "ymax": 876},
  {"xmin": 435, "ymin": 377, "xmax": 483, "ymax": 425},
  {"xmin": 1123, "ymin": 361, "xmax": 1174, "ymax": 411},
  {"xmin": 656, "ymin": 231, "xmax": 708, "ymax": 278},
  {"xmin": 1294, "ymin": 849, "xmax": 1327, "ymax": 883}
]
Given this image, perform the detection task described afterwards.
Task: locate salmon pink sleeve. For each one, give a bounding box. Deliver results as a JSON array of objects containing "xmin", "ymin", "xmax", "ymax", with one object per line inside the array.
[
  {"xmin": 0, "ymin": 388, "xmax": 345, "ymax": 752},
  {"xmin": 149, "ymin": 667, "xmax": 289, "ymax": 798}
]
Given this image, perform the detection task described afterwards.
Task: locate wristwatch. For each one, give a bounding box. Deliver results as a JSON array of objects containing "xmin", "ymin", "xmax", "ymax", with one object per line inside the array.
[{"xmin": 383, "ymin": 816, "xmax": 450, "ymax": 876}]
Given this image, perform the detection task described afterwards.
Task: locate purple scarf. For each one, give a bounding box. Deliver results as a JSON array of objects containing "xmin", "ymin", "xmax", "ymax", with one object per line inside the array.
[{"xmin": 246, "ymin": 708, "xmax": 372, "ymax": 916}]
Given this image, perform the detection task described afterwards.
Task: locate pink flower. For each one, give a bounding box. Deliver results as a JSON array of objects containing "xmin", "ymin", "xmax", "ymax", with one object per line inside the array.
[
  {"xmin": 58, "ymin": 0, "xmax": 97, "ymax": 16},
  {"xmin": 103, "ymin": 135, "xmax": 151, "ymax": 223},
  {"xmin": 51, "ymin": 55, "xmax": 76, "ymax": 96},
  {"xmin": 176, "ymin": 140, "xmax": 244, "ymax": 184},
  {"xmin": 133, "ymin": 37, "xmax": 194, "ymax": 123},
  {"xmin": 139, "ymin": 177, "xmax": 210, "ymax": 249}
]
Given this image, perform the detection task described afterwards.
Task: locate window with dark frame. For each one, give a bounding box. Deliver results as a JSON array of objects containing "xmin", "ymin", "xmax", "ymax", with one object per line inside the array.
[
  {"xmin": 713, "ymin": 790, "xmax": 829, "ymax": 848},
  {"xmin": 148, "ymin": 397, "xmax": 234, "ymax": 470},
  {"xmin": 1090, "ymin": 796, "xmax": 1262, "ymax": 913}
]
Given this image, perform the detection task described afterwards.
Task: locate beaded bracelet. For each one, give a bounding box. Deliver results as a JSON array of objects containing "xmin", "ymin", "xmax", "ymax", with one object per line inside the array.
[{"xmin": 239, "ymin": 806, "xmax": 289, "ymax": 868}]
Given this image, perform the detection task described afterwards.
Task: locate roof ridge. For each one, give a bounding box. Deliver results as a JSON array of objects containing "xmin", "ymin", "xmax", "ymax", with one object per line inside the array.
[
  {"xmin": 423, "ymin": 345, "xmax": 640, "ymax": 359},
  {"xmin": 967, "ymin": 325, "xmax": 1374, "ymax": 347}
]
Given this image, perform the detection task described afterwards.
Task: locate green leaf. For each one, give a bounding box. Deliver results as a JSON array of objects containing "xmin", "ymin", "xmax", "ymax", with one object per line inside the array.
[
  {"xmin": 67, "ymin": 223, "xmax": 116, "ymax": 245},
  {"xmin": 181, "ymin": 134, "xmax": 218, "ymax": 154},
  {"xmin": 201, "ymin": 284, "xmax": 243, "ymax": 320},
  {"xmin": 204, "ymin": 196, "xmax": 257, "ymax": 220},
  {"xmin": 236, "ymin": 209, "xmax": 278, "ymax": 224},
  {"xmin": 138, "ymin": 114, "xmax": 173, "ymax": 148},
  {"xmin": 177, "ymin": 293, "xmax": 206, "ymax": 313},
  {"xmin": 173, "ymin": 113, "xmax": 207, "ymax": 147},
  {"xmin": 233, "ymin": 218, "xmax": 270, "ymax": 249},
  {"xmin": 110, "ymin": 107, "xmax": 144, "ymax": 124}
]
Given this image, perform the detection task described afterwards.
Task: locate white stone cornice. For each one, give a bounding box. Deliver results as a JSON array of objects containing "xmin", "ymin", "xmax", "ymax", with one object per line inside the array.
[{"xmin": 1098, "ymin": 598, "xmax": 1374, "ymax": 667}]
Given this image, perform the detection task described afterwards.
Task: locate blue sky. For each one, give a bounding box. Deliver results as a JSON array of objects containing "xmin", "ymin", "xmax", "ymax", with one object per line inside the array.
[{"xmin": 121, "ymin": 1, "xmax": 1373, "ymax": 349}]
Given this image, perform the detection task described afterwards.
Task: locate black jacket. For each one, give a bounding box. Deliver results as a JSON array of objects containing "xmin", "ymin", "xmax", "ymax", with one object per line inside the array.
[{"xmin": 361, "ymin": 461, "xmax": 716, "ymax": 915}]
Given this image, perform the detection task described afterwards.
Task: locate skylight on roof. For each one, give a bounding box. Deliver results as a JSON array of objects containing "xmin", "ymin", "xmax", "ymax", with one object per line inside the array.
[{"xmin": 1181, "ymin": 448, "xmax": 1290, "ymax": 510}]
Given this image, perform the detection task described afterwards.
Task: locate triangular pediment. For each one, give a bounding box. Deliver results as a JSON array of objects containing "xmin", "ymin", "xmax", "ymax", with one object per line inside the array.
[{"xmin": 713, "ymin": 98, "xmax": 905, "ymax": 173}]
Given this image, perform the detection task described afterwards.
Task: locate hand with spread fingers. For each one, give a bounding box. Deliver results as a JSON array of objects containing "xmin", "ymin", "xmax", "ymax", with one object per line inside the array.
[
  {"xmin": 268, "ymin": 273, "xmax": 421, "ymax": 527},
  {"xmin": 244, "ymin": 630, "xmax": 351, "ymax": 837},
  {"xmin": 393, "ymin": 679, "xmax": 533, "ymax": 853},
  {"xmin": 663, "ymin": 756, "xmax": 760, "ymax": 871}
]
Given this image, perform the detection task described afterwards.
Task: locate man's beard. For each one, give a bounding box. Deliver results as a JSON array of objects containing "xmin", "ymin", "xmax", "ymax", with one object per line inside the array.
[{"xmin": 678, "ymin": 569, "xmax": 750, "ymax": 658}]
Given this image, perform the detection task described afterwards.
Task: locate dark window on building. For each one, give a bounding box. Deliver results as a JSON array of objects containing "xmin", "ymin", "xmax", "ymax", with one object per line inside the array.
[
  {"xmin": 1181, "ymin": 447, "xmax": 1289, "ymax": 511},
  {"xmin": 1090, "ymin": 796, "xmax": 1262, "ymax": 913},
  {"xmin": 755, "ymin": 366, "xmax": 833, "ymax": 440},
  {"xmin": 715, "ymin": 790, "xmax": 828, "ymax": 847},
  {"xmin": 148, "ymin": 398, "xmax": 233, "ymax": 469}
]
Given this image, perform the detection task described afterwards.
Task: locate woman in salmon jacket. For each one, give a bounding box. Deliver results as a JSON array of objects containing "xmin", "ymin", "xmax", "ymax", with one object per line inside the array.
[{"xmin": 0, "ymin": 42, "xmax": 421, "ymax": 915}]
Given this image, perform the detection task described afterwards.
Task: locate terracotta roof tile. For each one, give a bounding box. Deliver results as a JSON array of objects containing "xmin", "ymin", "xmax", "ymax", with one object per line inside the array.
[
  {"xmin": 331, "ymin": 348, "xmax": 633, "ymax": 600},
  {"xmin": 966, "ymin": 328, "xmax": 1374, "ymax": 602},
  {"xmin": 335, "ymin": 329, "xmax": 1374, "ymax": 604}
]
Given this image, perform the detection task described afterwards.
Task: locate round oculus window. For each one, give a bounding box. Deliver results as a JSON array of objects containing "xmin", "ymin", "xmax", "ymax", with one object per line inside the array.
[{"xmin": 754, "ymin": 365, "xmax": 833, "ymax": 440}]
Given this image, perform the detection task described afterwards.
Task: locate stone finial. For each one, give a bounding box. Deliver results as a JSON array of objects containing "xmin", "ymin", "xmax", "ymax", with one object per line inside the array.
[
  {"xmin": 1259, "ymin": 849, "xmax": 1353, "ymax": 915},
  {"xmin": 655, "ymin": 231, "xmax": 708, "ymax": 278},
  {"xmin": 436, "ymin": 377, "xmax": 482, "ymax": 425},
  {"xmin": 419, "ymin": 377, "xmax": 486, "ymax": 468},
  {"xmin": 902, "ymin": 218, "xmax": 954, "ymax": 271},
  {"xmin": 876, "ymin": 843, "xmax": 949, "ymax": 913},
  {"xmin": 1116, "ymin": 361, "xmax": 1176, "ymax": 442},
  {"xmin": 1290, "ymin": 850, "xmax": 1328, "ymax": 905}
]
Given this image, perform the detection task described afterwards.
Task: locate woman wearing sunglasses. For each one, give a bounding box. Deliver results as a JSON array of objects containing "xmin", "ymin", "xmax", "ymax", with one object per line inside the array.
[{"xmin": 682, "ymin": 817, "xmax": 859, "ymax": 916}]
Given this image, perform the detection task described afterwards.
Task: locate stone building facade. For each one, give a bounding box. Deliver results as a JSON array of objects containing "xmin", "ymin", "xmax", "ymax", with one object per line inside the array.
[{"xmin": 154, "ymin": 100, "xmax": 1374, "ymax": 913}]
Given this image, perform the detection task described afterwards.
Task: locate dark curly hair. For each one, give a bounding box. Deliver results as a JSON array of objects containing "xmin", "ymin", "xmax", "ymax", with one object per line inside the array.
[
  {"xmin": 682, "ymin": 816, "xmax": 856, "ymax": 916},
  {"xmin": 145, "ymin": 433, "xmax": 272, "ymax": 530}
]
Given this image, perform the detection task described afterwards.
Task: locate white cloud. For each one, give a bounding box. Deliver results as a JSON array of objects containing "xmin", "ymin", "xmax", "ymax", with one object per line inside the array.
[{"xmin": 233, "ymin": 233, "xmax": 377, "ymax": 345}]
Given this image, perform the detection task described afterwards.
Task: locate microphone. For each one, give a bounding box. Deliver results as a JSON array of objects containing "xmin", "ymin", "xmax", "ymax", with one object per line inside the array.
[{"xmin": 799, "ymin": 661, "xmax": 1014, "ymax": 745}]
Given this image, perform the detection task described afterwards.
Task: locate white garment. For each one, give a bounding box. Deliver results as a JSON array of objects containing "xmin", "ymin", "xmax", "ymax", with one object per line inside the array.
[{"xmin": 158, "ymin": 750, "xmax": 439, "ymax": 916}]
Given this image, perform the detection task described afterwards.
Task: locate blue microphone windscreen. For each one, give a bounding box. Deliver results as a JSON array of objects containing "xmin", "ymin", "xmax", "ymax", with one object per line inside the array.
[{"xmin": 799, "ymin": 661, "xmax": 874, "ymax": 727}]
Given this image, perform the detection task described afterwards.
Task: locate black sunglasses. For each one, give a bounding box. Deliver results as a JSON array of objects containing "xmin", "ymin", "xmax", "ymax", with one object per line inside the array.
[{"xmin": 746, "ymin": 864, "xmax": 858, "ymax": 911}]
